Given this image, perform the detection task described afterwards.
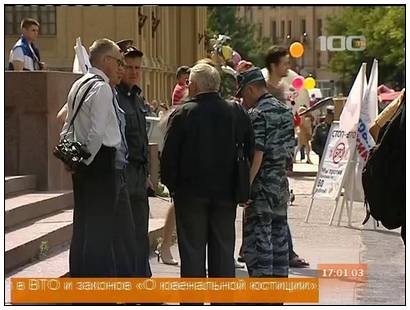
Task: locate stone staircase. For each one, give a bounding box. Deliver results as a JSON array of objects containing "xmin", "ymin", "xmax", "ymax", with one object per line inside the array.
[
  {"xmin": 5, "ymin": 175, "xmax": 74, "ymax": 273},
  {"xmin": 5, "ymin": 175, "xmax": 166, "ymax": 282}
]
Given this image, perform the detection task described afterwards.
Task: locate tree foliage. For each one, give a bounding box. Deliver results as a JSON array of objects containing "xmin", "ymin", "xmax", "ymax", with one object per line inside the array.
[{"xmin": 326, "ymin": 6, "xmax": 405, "ymax": 93}]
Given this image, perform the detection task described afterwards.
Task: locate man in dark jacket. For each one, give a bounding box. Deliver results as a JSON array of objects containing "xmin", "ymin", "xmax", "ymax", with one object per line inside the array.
[
  {"xmin": 115, "ymin": 42, "xmax": 152, "ymax": 277},
  {"xmin": 312, "ymin": 106, "xmax": 334, "ymax": 163},
  {"xmin": 161, "ymin": 63, "xmax": 254, "ymax": 278}
]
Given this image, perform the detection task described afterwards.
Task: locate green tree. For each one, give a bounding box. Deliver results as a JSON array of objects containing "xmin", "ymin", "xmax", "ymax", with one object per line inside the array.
[
  {"xmin": 326, "ymin": 6, "xmax": 405, "ymax": 94},
  {"xmin": 207, "ymin": 6, "xmax": 271, "ymax": 67}
]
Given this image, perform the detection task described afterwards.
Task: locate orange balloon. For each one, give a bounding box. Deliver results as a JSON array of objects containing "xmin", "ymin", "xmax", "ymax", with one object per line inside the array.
[{"xmin": 289, "ymin": 42, "xmax": 304, "ymax": 58}]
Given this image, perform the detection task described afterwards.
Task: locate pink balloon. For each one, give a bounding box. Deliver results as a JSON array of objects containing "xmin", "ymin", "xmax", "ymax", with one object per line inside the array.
[
  {"xmin": 232, "ymin": 51, "xmax": 242, "ymax": 67},
  {"xmin": 291, "ymin": 76, "xmax": 305, "ymax": 90}
]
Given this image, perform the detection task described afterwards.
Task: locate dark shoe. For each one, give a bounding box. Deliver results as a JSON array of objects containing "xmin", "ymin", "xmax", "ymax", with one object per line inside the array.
[{"xmin": 289, "ymin": 256, "xmax": 310, "ymax": 268}]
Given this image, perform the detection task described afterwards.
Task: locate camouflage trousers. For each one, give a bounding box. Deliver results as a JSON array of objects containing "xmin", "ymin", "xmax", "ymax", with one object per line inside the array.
[{"xmin": 243, "ymin": 201, "xmax": 289, "ymax": 277}]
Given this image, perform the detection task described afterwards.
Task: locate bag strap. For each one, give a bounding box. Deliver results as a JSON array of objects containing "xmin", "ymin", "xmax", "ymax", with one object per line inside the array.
[
  {"xmin": 66, "ymin": 75, "xmax": 104, "ymax": 134},
  {"xmin": 231, "ymin": 101, "xmax": 246, "ymax": 160}
]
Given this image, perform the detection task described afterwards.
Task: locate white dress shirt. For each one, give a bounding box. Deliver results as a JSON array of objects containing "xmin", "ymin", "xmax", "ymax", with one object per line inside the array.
[{"xmin": 60, "ymin": 67, "xmax": 121, "ymax": 165}]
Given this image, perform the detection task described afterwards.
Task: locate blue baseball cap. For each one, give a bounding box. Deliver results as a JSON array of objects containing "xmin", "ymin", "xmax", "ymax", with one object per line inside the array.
[{"xmin": 236, "ymin": 67, "xmax": 266, "ymax": 97}]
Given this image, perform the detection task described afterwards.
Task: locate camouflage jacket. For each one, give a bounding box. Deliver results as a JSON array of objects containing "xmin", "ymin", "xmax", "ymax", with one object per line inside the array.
[{"xmin": 249, "ymin": 93, "xmax": 295, "ymax": 214}]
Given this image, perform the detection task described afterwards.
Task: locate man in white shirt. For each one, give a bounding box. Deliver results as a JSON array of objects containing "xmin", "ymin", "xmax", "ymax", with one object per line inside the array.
[
  {"xmin": 60, "ymin": 38, "xmax": 124, "ymax": 277},
  {"xmin": 8, "ymin": 18, "xmax": 46, "ymax": 71}
]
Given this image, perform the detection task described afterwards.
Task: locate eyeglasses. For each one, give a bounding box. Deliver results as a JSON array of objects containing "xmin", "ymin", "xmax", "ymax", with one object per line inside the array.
[
  {"xmin": 107, "ymin": 55, "xmax": 124, "ymax": 67},
  {"xmin": 124, "ymin": 64, "xmax": 142, "ymax": 71}
]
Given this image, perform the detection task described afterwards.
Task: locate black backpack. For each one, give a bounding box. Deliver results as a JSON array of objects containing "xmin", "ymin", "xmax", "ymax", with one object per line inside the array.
[{"xmin": 362, "ymin": 100, "xmax": 405, "ymax": 229}]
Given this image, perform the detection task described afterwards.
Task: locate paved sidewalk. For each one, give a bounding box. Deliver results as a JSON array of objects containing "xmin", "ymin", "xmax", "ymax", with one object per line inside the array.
[
  {"xmin": 150, "ymin": 175, "xmax": 405, "ymax": 305},
  {"xmin": 5, "ymin": 172, "xmax": 404, "ymax": 305}
]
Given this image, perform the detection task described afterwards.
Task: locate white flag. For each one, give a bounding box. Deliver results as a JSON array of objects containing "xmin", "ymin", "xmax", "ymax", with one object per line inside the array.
[
  {"xmin": 339, "ymin": 63, "xmax": 366, "ymax": 202},
  {"xmin": 351, "ymin": 60, "xmax": 379, "ymax": 202},
  {"xmin": 363, "ymin": 59, "xmax": 379, "ymax": 126},
  {"xmin": 73, "ymin": 37, "xmax": 91, "ymax": 74},
  {"xmin": 339, "ymin": 63, "xmax": 366, "ymax": 133},
  {"xmin": 357, "ymin": 59, "xmax": 378, "ymax": 160}
]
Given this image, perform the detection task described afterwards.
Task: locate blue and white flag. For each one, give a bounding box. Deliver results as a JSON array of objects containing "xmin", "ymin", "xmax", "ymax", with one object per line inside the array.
[
  {"xmin": 350, "ymin": 60, "xmax": 378, "ymax": 202},
  {"xmin": 356, "ymin": 59, "xmax": 378, "ymax": 160}
]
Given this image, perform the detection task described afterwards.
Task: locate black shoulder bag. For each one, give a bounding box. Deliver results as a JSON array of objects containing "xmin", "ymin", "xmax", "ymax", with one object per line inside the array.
[
  {"xmin": 231, "ymin": 102, "xmax": 251, "ymax": 204},
  {"xmin": 53, "ymin": 75, "xmax": 103, "ymax": 171}
]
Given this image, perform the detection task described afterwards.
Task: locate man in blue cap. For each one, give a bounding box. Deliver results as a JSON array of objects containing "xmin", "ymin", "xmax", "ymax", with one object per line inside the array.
[{"xmin": 237, "ymin": 67, "xmax": 295, "ymax": 280}]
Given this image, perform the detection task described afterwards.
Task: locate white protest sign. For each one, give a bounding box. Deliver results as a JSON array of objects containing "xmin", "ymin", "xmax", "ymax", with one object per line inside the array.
[
  {"xmin": 313, "ymin": 63, "xmax": 366, "ymax": 201},
  {"xmin": 306, "ymin": 64, "xmax": 366, "ymax": 224},
  {"xmin": 312, "ymin": 122, "xmax": 357, "ymax": 200}
]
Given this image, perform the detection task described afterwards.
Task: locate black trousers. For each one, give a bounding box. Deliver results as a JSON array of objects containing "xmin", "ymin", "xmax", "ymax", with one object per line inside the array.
[
  {"xmin": 113, "ymin": 169, "xmax": 142, "ymax": 277},
  {"xmin": 174, "ymin": 191, "xmax": 237, "ymax": 278},
  {"xmin": 70, "ymin": 146, "xmax": 117, "ymax": 277},
  {"xmin": 129, "ymin": 192, "xmax": 152, "ymax": 277}
]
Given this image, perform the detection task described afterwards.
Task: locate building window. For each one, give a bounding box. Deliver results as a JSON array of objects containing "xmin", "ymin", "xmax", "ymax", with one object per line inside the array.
[
  {"xmin": 5, "ymin": 5, "xmax": 56, "ymax": 35},
  {"xmin": 244, "ymin": 7, "xmax": 251, "ymax": 22},
  {"xmin": 317, "ymin": 18, "xmax": 323, "ymax": 36},
  {"xmin": 271, "ymin": 20, "xmax": 277, "ymax": 43},
  {"xmin": 287, "ymin": 20, "xmax": 292, "ymax": 38},
  {"xmin": 317, "ymin": 51, "xmax": 321, "ymax": 68},
  {"xmin": 281, "ymin": 20, "xmax": 285, "ymax": 39},
  {"xmin": 301, "ymin": 19, "xmax": 306, "ymax": 35}
]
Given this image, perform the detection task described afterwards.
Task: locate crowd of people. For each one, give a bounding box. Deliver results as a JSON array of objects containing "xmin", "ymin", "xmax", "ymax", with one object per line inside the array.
[
  {"xmin": 8, "ymin": 16, "xmax": 404, "ymax": 305},
  {"xmin": 9, "ymin": 17, "xmax": 312, "ymax": 283}
]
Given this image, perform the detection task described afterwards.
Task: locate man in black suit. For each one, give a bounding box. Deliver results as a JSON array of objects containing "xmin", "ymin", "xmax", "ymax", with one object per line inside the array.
[{"xmin": 160, "ymin": 63, "xmax": 254, "ymax": 278}]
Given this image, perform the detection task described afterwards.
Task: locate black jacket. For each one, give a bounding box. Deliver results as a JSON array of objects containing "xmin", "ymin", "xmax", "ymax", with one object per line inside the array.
[
  {"xmin": 160, "ymin": 92, "xmax": 254, "ymax": 201},
  {"xmin": 116, "ymin": 83, "xmax": 149, "ymax": 195}
]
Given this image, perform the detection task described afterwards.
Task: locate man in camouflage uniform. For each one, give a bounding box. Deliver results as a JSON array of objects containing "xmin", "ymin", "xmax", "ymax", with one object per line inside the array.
[{"xmin": 236, "ymin": 67, "xmax": 295, "ymax": 277}]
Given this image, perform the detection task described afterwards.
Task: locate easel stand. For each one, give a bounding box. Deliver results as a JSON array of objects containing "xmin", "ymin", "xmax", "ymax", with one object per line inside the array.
[
  {"xmin": 305, "ymin": 136, "xmax": 377, "ymax": 228},
  {"xmin": 305, "ymin": 155, "xmax": 377, "ymax": 228}
]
